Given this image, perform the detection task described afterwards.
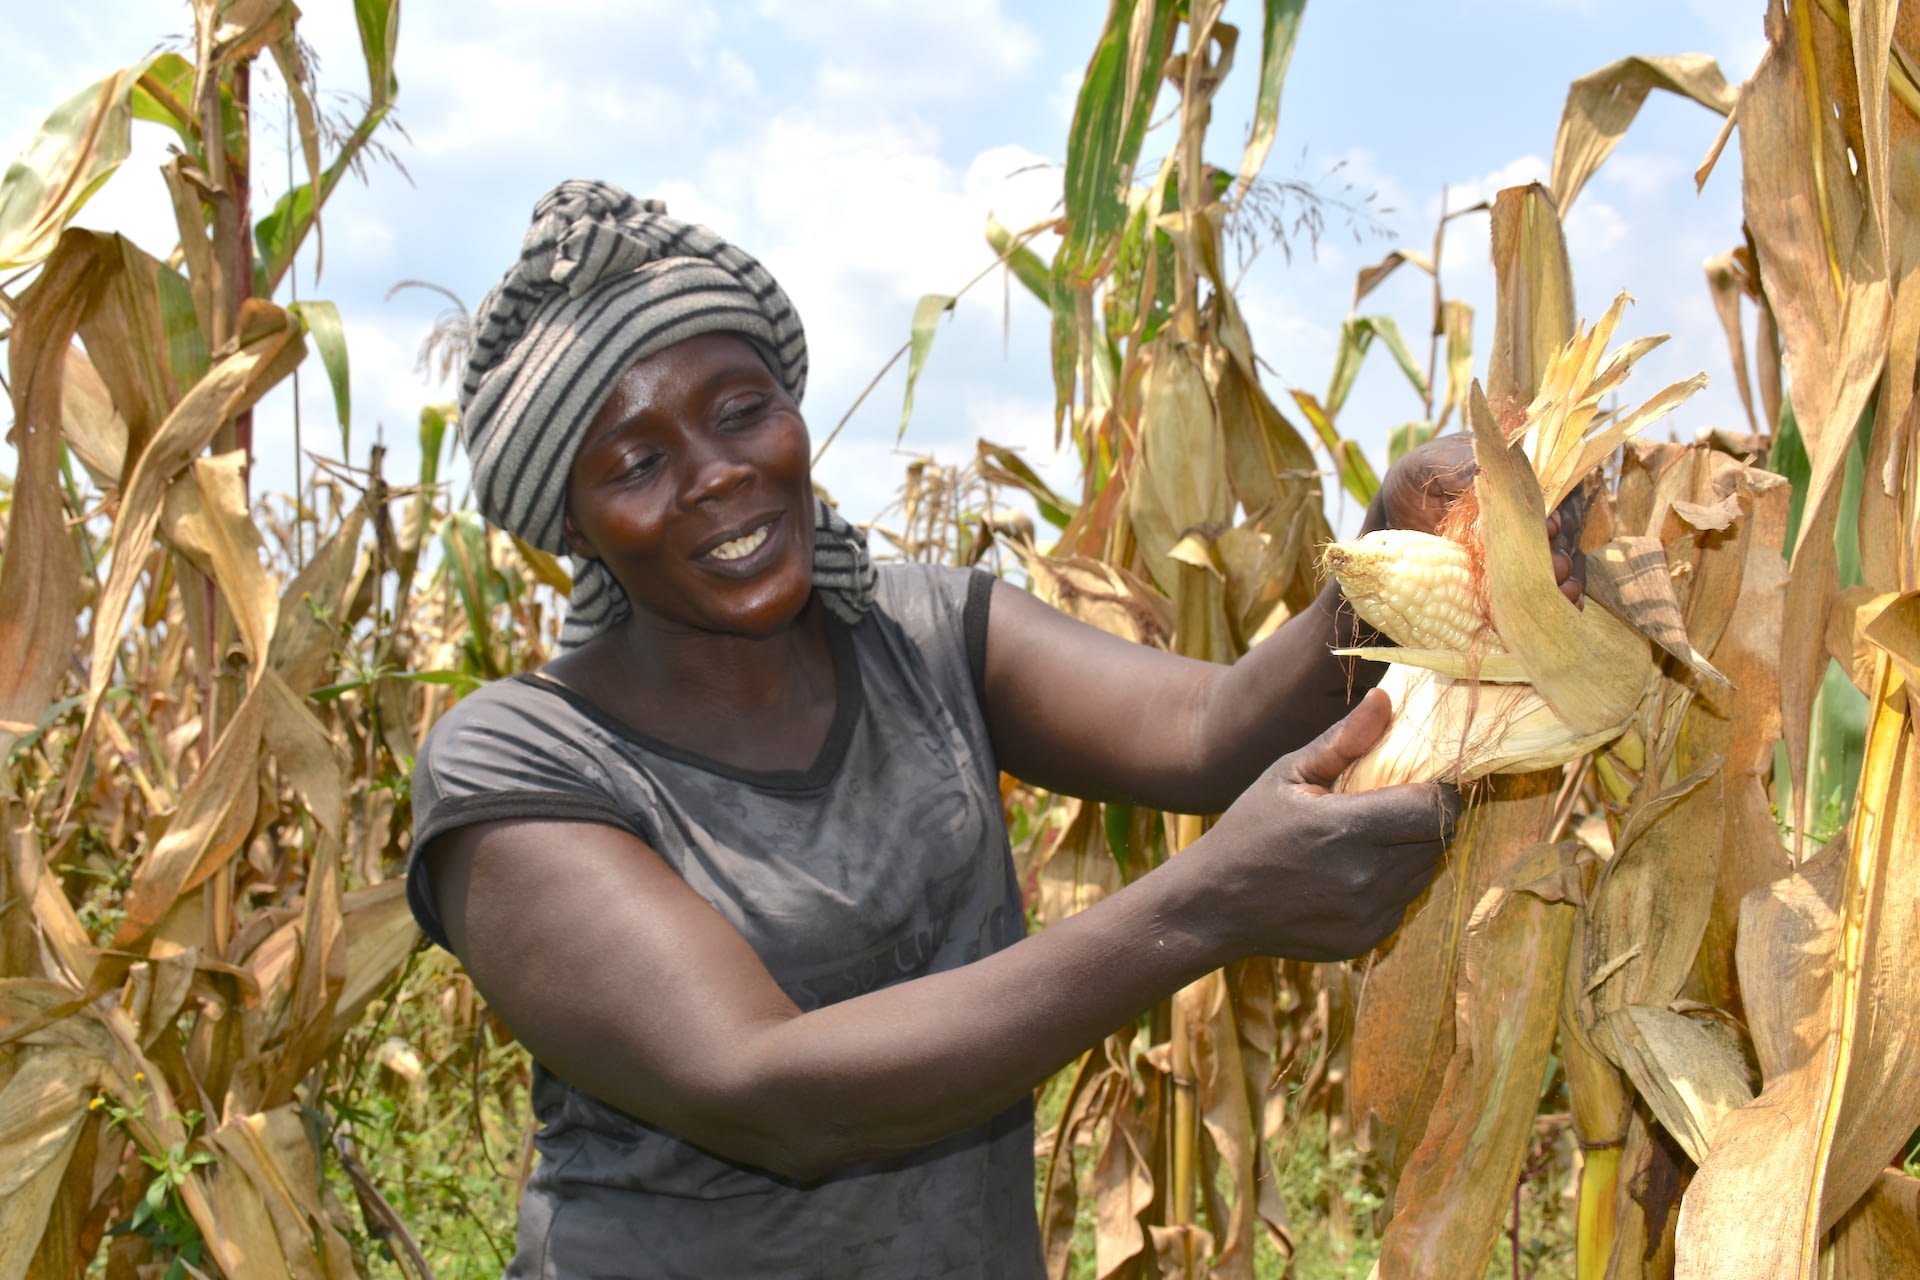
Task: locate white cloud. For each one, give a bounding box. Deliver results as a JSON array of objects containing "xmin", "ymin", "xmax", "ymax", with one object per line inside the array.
[
  {"xmin": 1601, "ymin": 152, "xmax": 1687, "ymax": 201},
  {"xmin": 1434, "ymin": 154, "xmax": 1550, "ymax": 215},
  {"xmin": 1564, "ymin": 197, "xmax": 1627, "ymax": 252},
  {"xmin": 757, "ymin": 0, "xmax": 1040, "ymax": 104}
]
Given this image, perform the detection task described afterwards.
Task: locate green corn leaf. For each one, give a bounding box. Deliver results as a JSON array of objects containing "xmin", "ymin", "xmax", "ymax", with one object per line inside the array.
[
  {"xmin": 899, "ymin": 293, "xmax": 955, "ymax": 438},
  {"xmin": 1232, "ymin": 0, "xmax": 1307, "ymax": 204},
  {"xmin": 1292, "ymin": 389, "xmax": 1380, "ymax": 506},
  {"xmin": 355, "ymin": 0, "xmax": 401, "ymax": 110},
  {"xmin": 1059, "ymin": 0, "xmax": 1175, "ymax": 280},
  {"xmin": 0, "ymin": 60, "xmax": 154, "ymax": 270},
  {"xmin": 290, "ymin": 301, "xmax": 351, "ymax": 457},
  {"xmin": 1326, "ymin": 315, "xmax": 1431, "ymax": 419},
  {"xmin": 418, "ymin": 404, "xmax": 456, "ymax": 492},
  {"xmin": 977, "ymin": 439, "xmax": 1077, "ymax": 530},
  {"xmin": 985, "ymin": 214, "xmax": 1051, "ymax": 303},
  {"xmin": 1388, "ymin": 420, "xmax": 1437, "ymax": 465}
]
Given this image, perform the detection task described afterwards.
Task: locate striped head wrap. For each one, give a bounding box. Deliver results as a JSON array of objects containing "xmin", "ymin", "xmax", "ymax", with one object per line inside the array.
[{"xmin": 458, "ymin": 179, "xmax": 876, "ymax": 648}]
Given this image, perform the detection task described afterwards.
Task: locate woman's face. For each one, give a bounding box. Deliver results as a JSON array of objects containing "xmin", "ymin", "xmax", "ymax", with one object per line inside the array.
[{"xmin": 562, "ymin": 332, "xmax": 816, "ymax": 638}]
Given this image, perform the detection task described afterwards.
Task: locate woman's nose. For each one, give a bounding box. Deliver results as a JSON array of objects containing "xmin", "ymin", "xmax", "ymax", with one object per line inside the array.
[{"xmin": 682, "ymin": 438, "xmax": 752, "ymax": 506}]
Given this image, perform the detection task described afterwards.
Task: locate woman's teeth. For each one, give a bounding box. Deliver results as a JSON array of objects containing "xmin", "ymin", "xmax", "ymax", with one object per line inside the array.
[{"xmin": 708, "ymin": 523, "xmax": 770, "ymax": 561}]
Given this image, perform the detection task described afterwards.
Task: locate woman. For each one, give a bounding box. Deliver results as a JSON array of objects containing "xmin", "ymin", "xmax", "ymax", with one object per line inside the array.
[{"xmin": 407, "ymin": 181, "xmax": 1582, "ymax": 1278}]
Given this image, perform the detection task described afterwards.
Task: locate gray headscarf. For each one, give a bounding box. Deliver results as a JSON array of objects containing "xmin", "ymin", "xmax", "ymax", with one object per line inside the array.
[{"xmin": 457, "ymin": 179, "xmax": 876, "ymax": 648}]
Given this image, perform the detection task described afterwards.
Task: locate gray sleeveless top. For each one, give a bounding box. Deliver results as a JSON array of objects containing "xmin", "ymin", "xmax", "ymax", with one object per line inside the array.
[{"xmin": 406, "ymin": 564, "xmax": 1042, "ymax": 1279}]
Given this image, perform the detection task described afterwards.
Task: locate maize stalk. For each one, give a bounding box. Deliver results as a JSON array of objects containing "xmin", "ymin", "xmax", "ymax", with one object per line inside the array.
[{"xmin": 1332, "ymin": 296, "xmax": 1704, "ymax": 791}]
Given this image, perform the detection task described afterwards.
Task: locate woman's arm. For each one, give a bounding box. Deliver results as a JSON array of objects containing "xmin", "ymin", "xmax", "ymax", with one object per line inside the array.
[
  {"xmin": 987, "ymin": 437, "xmax": 1587, "ymax": 814},
  {"xmin": 984, "ymin": 497, "xmax": 1389, "ymax": 814},
  {"xmin": 424, "ymin": 691, "xmax": 1451, "ymax": 1184}
]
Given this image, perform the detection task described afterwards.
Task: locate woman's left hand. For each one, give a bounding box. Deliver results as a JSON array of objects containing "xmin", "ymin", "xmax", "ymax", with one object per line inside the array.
[{"xmin": 1375, "ymin": 433, "xmax": 1586, "ymax": 607}]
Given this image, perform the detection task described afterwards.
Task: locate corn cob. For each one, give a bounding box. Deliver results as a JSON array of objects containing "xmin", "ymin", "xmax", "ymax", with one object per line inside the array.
[
  {"xmin": 1330, "ymin": 297, "xmax": 1698, "ymax": 791},
  {"xmin": 1322, "ymin": 529, "xmax": 1503, "ymax": 654}
]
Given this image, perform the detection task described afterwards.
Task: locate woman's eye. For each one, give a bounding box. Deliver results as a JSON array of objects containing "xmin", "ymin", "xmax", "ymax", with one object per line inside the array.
[
  {"xmin": 718, "ymin": 394, "xmax": 769, "ymax": 426},
  {"xmin": 621, "ymin": 451, "xmax": 664, "ymax": 480}
]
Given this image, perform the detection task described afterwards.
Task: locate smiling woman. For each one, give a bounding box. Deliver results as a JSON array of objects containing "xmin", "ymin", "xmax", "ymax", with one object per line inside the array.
[{"xmin": 405, "ymin": 178, "xmax": 1478, "ymax": 1279}]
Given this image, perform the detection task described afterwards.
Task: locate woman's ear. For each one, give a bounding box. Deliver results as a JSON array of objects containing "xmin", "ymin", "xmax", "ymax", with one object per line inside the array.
[{"xmin": 560, "ymin": 512, "xmax": 598, "ymax": 561}]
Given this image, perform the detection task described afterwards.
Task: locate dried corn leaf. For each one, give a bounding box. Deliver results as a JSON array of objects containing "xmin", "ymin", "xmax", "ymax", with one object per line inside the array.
[
  {"xmin": 1183, "ymin": 969, "xmax": 1261, "ymax": 1277},
  {"xmin": 268, "ymin": 502, "xmax": 368, "ymax": 693},
  {"xmin": 1860, "ymin": 589, "xmax": 1920, "ymax": 689},
  {"xmin": 328, "ymin": 881, "xmax": 420, "ymax": 1042},
  {"xmin": 58, "ymin": 345, "xmax": 129, "ymax": 487},
  {"xmin": 1549, "ymin": 54, "xmax": 1736, "ymax": 215},
  {"xmin": 1596, "ymin": 1005, "xmax": 1754, "ymax": 1166},
  {"xmin": 0, "ymin": 234, "xmax": 90, "ymax": 763},
  {"xmin": 1016, "ymin": 549, "xmax": 1172, "ymax": 647},
  {"xmin": 7, "ymin": 814, "xmax": 95, "ymax": 989},
  {"xmin": 1349, "ymin": 771, "xmax": 1559, "ymax": 1189},
  {"xmin": 1130, "ymin": 338, "xmax": 1232, "ymax": 593},
  {"xmin": 1704, "ymin": 250, "xmax": 1762, "ymax": 436},
  {"xmin": 161, "ymin": 451, "xmax": 278, "ymax": 679},
  {"xmin": 1472, "ymin": 384, "xmax": 1654, "ymax": 737},
  {"xmin": 1373, "ymin": 841, "xmax": 1581, "ymax": 1276},
  {"xmin": 1486, "ymin": 184, "xmax": 1576, "ymax": 407},
  {"xmin": 1740, "ymin": 14, "xmax": 1892, "ymax": 838},
  {"xmin": 0, "ymin": 1049, "xmax": 107, "ymax": 1277},
  {"xmin": 258, "ymin": 669, "xmax": 347, "ymax": 838},
  {"xmin": 83, "ymin": 300, "xmax": 304, "ymax": 736},
  {"xmin": 1692, "ymin": 467, "xmax": 1793, "ymax": 1018},
  {"xmin": 196, "ymin": 1106, "xmax": 357, "ymax": 1280},
  {"xmin": 1092, "ymin": 1063, "xmax": 1157, "ymax": 1279},
  {"xmin": 1823, "ymin": 1168, "xmax": 1920, "ymax": 1277},
  {"xmin": 111, "ymin": 688, "xmax": 265, "ymax": 950},
  {"xmin": 1677, "ymin": 656, "xmax": 1920, "ymax": 1276},
  {"xmin": 73, "ymin": 234, "xmax": 200, "ymax": 463}
]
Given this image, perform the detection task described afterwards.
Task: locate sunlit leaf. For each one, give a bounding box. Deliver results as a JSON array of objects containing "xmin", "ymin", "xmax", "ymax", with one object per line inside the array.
[
  {"xmin": 1549, "ymin": 54, "xmax": 1736, "ymax": 214},
  {"xmin": 985, "ymin": 213, "xmax": 1052, "ymax": 303},
  {"xmin": 1486, "ymin": 184, "xmax": 1576, "ymax": 407},
  {"xmin": 899, "ymin": 293, "xmax": 955, "ymax": 437},
  {"xmin": 290, "ymin": 300, "xmax": 352, "ymax": 456},
  {"xmin": 1230, "ymin": 0, "xmax": 1306, "ymax": 207},
  {"xmin": 0, "ymin": 60, "xmax": 152, "ymax": 270}
]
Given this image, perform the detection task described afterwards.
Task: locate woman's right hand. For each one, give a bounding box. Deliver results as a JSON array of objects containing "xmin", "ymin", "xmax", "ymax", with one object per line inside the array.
[{"xmin": 1198, "ymin": 688, "xmax": 1458, "ymax": 962}]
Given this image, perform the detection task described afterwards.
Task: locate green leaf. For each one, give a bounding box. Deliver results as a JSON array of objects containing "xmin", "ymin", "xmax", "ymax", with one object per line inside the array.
[
  {"xmin": 985, "ymin": 214, "xmax": 1051, "ymax": 302},
  {"xmin": 355, "ymin": 0, "xmax": 401, "ymax": 110},
  {"xmin": 311, "ymin": 668, "xmax": 484, "ymax": 703},
  {"xmin": 127, "ymin": 54, "xmax": 198, "ymax": 152},
  {"xmin": 251, "ymin": 0, "xmax": 399, "ymax": 296},
  {"xmin": 1768, "ymin": 399, "xmax": 1873, "ymax": 840},
  {"xmin": 1232, "ymin": 0, "xmax": 1307, "ymax": 203},
  {"xmin": 154, "ymin": 253, "xmax": 211, "ymax": 389},
  {"xmin": 1060, "ymin": 0, "xmax": 1175, "ymax": 280},
  {"xmin": 1772, "ymin": 398, "xmax": 1872, "ymax": 588},
  {"xmin": 1291, "ymin": 389, "xmax": 1380, "ymax": 506},
  {"xmin": 0, "ymin": 60, "xmax": 152, "ymax": 269},
  {"xmin": 440, "ymin": 512, "xmax": 500, "ymax": 677},
  {"xmin": 899, "ymin": 294, "xmax": 955, "ymax": 438},
  {"xmin": 977, "ymin": 439, "xmax": 1077, "ymax": 530},
  {"xmin": 1047, "ymin": 266, "xmax": 1081, "ymax": 432},
  {"xmin": 418, "ymin": 404, "xmax": 456, "ymax": 492},
  {"xmin": 290, "ymin": 300, "xmax": 352, "ymax": 456},
  {"xmin": 1387, "ymin": 420, "xmax": 1437, "ymax": 465},
  {"xmin": 1326, "ymin": 315, "xmax": 1430, "ymax": 419}
]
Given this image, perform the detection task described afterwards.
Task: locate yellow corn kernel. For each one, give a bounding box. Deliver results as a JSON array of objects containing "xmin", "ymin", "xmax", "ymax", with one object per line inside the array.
[{"xmin": 1321, "ymin": 528, "xmax": 1501, "ymax": 654}]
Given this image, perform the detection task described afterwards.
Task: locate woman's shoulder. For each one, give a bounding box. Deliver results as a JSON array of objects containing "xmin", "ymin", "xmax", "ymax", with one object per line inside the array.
[
  {"xmin": 419, "ymin": 672, "xmax": 592, "ymax": 763},
  {"xmin": 869, "ymin": 561, "xmax": 991, "ymax": 635},
  {"xmin": 864, "ymin": 562, "xmax": 995, "ymax": 707}
]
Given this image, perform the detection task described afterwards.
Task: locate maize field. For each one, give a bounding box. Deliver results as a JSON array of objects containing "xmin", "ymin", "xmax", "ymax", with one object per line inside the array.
[{"xmin": 1, "ymin": 1, "xmax": 1917, "ymax": 1278}]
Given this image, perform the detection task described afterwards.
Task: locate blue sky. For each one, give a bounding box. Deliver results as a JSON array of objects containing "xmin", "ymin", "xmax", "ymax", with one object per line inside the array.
[{"xmin": 3, "ymin": 0, "xmax": 1767, "ymax": 536}]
